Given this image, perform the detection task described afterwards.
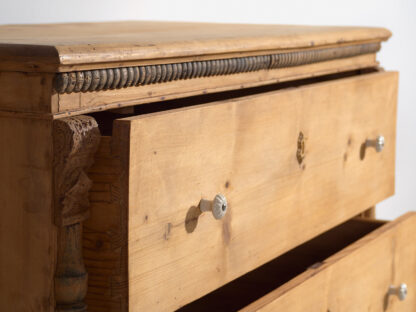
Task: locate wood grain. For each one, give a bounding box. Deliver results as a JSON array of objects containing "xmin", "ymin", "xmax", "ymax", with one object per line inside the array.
[
  {"xmin": 83, "ymin": 137, "xmax": 128, "ymax": 312},
  {"xmin": 53, "ymin": 116, "xmax": 101, "ymax": 226},
  {"xmin": 0, "ymin": 71, "xmax": 57, "ymax": 114},
  {"xmin": 0, "ymin": 53, "xmax": 378, "ymax": 116},
  {"xmin": 177, "ymin": 218, "xmax": 384, "ymax": 311},
  {"xmin": 242, "ymin": 212, "xmax": 416, "ymax": 312},
  {"xmin": 0, "ymin": 20, "xmax": 399, "ymax": 312},
  {"xmin": 0, "ymin": 21, "xmax": 390, "ymax": 72},
  {"xmin": 54, "ymin": 42, "xmax": 380, "ymax": 93},
  {"xmin": 56, "ymin": 53, "xmax": 378, "ymax": 116},
  {"xmin": 0, "ymin": 116, "xmax": 55, "ymax": 311},
  {"xmin": 85, "ymin": 71, "xmax": 398, "ymax": 311},
  {"xmin": 53, "ymin": 116, "xmax": 101, "ymax": 312}
]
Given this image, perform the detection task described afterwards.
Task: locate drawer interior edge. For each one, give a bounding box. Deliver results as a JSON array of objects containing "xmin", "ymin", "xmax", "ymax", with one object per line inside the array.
[{"xmin": 176, "ymin": 217, "xmax": 386, "ymax": 312}]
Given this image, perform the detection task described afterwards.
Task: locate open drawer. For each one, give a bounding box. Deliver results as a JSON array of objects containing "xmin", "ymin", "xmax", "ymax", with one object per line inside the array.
[
  {"xmin": 178, "ymin": 212, "xmax": 416, "ymax": 312},
  {"xmin": 84, "ymin": 71, "xmax": 398, "ymax": 311}
]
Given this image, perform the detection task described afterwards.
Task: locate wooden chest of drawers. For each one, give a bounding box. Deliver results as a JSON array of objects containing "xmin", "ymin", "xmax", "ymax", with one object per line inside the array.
[{"xmin": 0, "ymin": 21, "xmax": 411, "ymax": 312}]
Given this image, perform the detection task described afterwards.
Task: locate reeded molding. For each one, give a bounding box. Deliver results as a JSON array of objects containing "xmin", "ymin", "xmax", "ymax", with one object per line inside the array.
[{"xmin": 54, "ymin": 42, "xmax": 380, "ymax": 94}]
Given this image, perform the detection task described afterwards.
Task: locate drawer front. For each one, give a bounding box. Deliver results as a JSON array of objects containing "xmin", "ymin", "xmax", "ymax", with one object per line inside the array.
[
  {"xmin": 93, "ymin": 71, "xmax": 398, "ymax": 311},
  {"xmin": 243, "ymin": 212, "xmax": 416, "ymax": 312}
]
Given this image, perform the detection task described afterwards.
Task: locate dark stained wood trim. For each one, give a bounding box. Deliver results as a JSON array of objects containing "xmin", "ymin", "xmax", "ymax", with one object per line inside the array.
[{"xmin": 54, "ymin": 42, "xmax": 380, "ymax": 94}]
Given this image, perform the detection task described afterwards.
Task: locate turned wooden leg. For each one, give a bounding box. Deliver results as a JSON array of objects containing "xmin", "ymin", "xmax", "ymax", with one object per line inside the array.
[
  {"xmin": 55, "ymin": 224, "xmax": 87, "ymax": 312},
  {"xmin": 53, "ymin": 116, "xmax": 100, "ymax": 311}
]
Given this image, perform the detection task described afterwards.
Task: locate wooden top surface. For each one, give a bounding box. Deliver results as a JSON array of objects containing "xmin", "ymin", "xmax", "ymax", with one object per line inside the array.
[{"xmin": 0, "ymin": 21, "xmax": 391, "ymax": 72}]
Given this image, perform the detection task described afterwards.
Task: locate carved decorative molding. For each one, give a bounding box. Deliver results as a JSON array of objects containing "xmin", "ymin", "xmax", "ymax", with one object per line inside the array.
[
  {"xmin": 53, "ymin": 116, "xmax": 100, "ymax": 312},
  {"xmin": 54, "ymin": 42, "xmax": 380, "ymax": 94}
]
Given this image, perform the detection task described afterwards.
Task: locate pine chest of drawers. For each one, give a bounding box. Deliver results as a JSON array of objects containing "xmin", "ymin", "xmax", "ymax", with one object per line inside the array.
[{"xmin": 0, "ymin": 22, "xmax": 412, "ymax": 312}]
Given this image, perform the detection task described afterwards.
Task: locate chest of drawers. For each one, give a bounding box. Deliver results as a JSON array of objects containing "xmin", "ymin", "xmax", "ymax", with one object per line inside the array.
[{"xmin": 0, "ymin": 21, "xmax": 411, "ymax": 312}]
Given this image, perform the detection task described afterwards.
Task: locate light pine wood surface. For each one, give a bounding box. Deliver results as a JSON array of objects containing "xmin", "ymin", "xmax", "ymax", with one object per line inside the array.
[
  {"xmin": 0, "ymin": 53, "xmax": 378, "ymax": 117},
  {"xmin": 0, "ymin": 22, "xmax": 390, "ymax": 72},
  {"xmin": 84, "ymin": 137, "xmax": 128, "ymax": 311},
  {"xmin": 82, "ymin": 71, "xmax": 398, "ymax": 311},
  {"xmin": 52, "ymin": 42, "xmax": 380, "ymax": 94},
  {"xmin": 242, "ymin": 212, "xmax": 416, "ymax": 312},
  {"xmin": 0, "ymin": 71, "xmax": 56, "ymax": 114},
  {"xmin": 0, "ymin": 116, "xmax": 55, "ymax": 311},
  {"xmin": 56, "ymin": 54, "xmax": 378, "ymax": 117},
  {"xmin": 0, "ymin": 21, "xmax": 403, "ymax": 312}
]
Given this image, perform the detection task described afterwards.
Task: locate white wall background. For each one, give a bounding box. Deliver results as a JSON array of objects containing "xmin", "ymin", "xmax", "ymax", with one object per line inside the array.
[{"xmin": 1, "ymin": 0, "xmax": 415, "ymax": 220}]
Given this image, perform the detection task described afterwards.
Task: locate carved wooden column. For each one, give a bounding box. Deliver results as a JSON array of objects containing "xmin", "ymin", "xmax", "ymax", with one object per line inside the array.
[{"xmin": 53, "ymin": 116, "xmax": 100, "ymax": 312}]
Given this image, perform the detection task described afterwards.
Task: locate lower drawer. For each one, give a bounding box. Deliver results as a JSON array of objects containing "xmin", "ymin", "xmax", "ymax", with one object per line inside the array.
[{"xmin": 178, "ymin": 212, "xmax": 416, "ymax": 312}]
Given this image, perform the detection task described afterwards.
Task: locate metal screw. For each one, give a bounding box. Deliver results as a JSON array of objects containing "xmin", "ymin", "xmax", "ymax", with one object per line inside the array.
[
  {"xmin": 388, "ymin": 283, "xmax": 407, "ymax": 301},
  {"xmin": 366, "ymin": 135, "xmax": 385, "ymax": 152},
  {"xmin": 199, "ymin": 194, "xmax": 228, "ymax": 220}
]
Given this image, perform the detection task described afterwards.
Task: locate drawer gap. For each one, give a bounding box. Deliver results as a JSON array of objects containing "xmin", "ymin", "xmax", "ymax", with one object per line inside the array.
[
  {"xmin": 176, "ymin": 217, "xmax": 385, "ymax": 312},
  {"xmin": 88, "ymin": 68, "xmax": 378, "ymax": 136}
]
